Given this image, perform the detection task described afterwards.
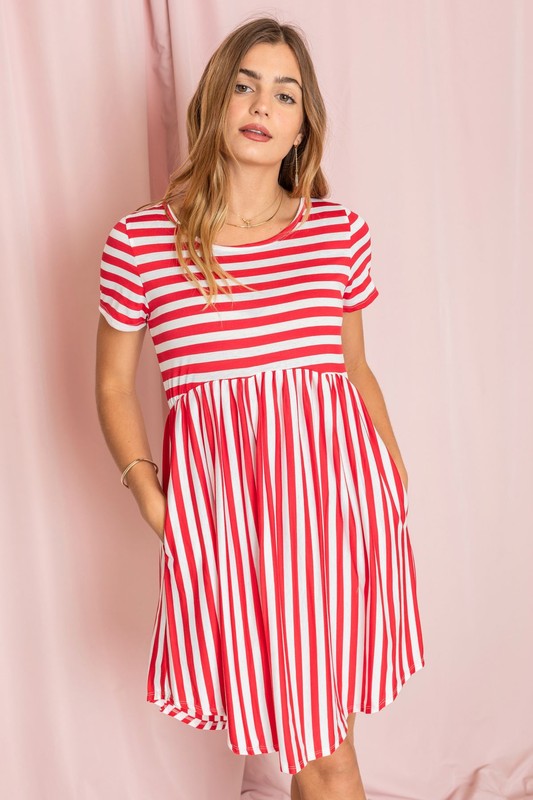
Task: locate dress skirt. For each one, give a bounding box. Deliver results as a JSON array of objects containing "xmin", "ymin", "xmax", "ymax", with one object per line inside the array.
[{"xmin": 145, "ymin": 366, "xmax": 425, "ymax": 775}]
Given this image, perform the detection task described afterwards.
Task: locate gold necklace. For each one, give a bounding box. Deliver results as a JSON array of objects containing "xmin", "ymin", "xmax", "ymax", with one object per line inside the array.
[{"xmin": 225, "ymin": 188, "xmax": 285, "ymax": 228}]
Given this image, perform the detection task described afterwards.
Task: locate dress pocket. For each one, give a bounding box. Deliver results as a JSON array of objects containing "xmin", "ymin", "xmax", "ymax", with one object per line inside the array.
[
  {"xmin": 372, "ymin": 425, "xmax": 408, "ymax": 515},
  {"xmin": 388, "ymin": 449, "xmax": 409, "ymax": 513},
  {"xmin": 350, "ymin": 382, "xmax": 408, "ymax": 515},
  {"xmin": 385, "ymin": 444, "xmax": 407, "ymax": 493},
  {"xmin": 161, "ymin": 496, "xmax": 170, "ymax": 549}
]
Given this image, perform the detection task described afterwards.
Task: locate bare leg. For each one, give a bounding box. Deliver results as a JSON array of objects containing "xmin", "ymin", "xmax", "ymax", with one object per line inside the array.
[
  {"xmin": 290, "ymin": 773, "xmax": 302, "ymax": 799},
  {"xmin": 291, "ymin": 713, "xmax": 366, "ymax": 800}
]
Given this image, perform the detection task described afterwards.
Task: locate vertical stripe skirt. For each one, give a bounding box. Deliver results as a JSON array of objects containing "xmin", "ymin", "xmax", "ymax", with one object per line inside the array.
[{"xmin": 146, "ymin": 367, "xmax": 425, "ymax": 775}]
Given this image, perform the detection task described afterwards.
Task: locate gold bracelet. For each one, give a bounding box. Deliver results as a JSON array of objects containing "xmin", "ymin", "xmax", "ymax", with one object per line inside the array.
[{"xmin": 121, "ymin": 457, "xmax": 159, "ymax": 488}]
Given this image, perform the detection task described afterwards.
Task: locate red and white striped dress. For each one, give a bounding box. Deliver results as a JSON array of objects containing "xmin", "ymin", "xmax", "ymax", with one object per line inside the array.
[{"xmin": 98, "ymin": 197, "xmax": 425, "ymax": 775}]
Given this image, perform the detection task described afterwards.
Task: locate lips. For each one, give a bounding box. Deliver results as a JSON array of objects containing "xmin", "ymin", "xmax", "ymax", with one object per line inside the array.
[{"xmin": 239, "ymin": 125, "xmax": 272, "ymax": 138}]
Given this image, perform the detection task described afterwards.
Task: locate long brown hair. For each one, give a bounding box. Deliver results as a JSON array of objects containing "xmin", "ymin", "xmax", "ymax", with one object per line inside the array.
[{"xmin": 137, "ymin": 15, "xmax": 330, "ymax": 306}]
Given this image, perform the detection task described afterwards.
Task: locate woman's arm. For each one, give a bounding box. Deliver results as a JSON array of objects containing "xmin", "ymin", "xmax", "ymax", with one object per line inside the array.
[
  {"xmin": 95, "ymin": 314, "xmax": 166, "ymax": 541},
  {"xmin": 341, "ymin": 310, "xmax": 408, "ymax": 491}
]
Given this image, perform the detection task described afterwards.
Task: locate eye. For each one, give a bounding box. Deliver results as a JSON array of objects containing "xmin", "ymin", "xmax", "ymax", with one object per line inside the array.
[{"xmin": 234, "ymin": 84, "xmax": 296, "ymax": 104}]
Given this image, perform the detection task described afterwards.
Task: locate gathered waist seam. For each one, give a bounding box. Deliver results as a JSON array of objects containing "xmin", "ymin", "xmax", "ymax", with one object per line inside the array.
[{"xmin": 166, "ymin": 366, "xmax": 351, "ymax": 409}]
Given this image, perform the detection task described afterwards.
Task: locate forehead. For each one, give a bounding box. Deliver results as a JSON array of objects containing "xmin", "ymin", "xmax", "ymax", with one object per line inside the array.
[{"xmin": 240, "ymin": 42, "xmax": 302, "ymax": 83}]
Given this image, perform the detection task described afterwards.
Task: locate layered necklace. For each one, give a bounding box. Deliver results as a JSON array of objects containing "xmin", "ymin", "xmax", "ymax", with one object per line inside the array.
[{"xmin": 225, "ymin": 188, "xmax": 285, "ymax": 228}]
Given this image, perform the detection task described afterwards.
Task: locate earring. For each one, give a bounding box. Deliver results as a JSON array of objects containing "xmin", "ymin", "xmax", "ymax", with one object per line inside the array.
[{"xmin": 294, "ymin": 144, "xmax": 299, "ymax": 188}]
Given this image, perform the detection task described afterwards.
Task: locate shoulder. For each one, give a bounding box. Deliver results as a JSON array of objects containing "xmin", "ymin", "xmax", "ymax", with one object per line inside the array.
[
  {"xmin": 118, "ymin": 202, "xmax": 172, "ymax": 229},
  {"xmin": 104, "ymin": 203, "xmax": 175, "ymax": 247},
  {"xmin": 307, "ymin": 198, "xmax": 369, "ymax": 244},
  {"xmin": 310, "ymin": 198, "xmax": 366, "ymax": 226}
]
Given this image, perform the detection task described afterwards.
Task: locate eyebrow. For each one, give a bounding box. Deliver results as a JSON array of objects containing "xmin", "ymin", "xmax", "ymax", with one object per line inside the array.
[{"xmin": 238, "ymin": 67, "xmax": 302, "ymax": 92}]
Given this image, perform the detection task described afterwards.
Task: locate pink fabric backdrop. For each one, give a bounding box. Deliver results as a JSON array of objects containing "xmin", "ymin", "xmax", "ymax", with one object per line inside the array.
[{"xmin": 1, "ymin": 1, "xmax": 532, "ymax": 798}]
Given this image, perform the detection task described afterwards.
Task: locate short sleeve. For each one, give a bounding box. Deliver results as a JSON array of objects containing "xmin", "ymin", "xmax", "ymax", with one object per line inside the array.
[
  {"xmin": 98, "ymin": 217, "xmax": 149, "ymax": 331},
  {"xmin": 342, "ymin": 209, "xmax": 379, "ymax": 312}
]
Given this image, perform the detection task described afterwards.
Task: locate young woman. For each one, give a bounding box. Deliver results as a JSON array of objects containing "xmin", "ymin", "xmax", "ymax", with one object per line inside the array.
[{"xmin": 96, "ymin": 16, "xmax": 425, "ymax": 800}]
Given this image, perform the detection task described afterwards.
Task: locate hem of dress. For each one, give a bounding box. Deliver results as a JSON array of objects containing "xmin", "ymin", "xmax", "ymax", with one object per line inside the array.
[
  {"xmin": 146, "ymin": 657, "xmax": 425, "ymax": 774},
  {"xmin": 146, "ymin": 693, "xmax": 228, "ymax": 730}
]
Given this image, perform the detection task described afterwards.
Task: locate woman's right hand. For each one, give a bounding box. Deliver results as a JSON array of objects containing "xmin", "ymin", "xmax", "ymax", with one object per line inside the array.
[{"xmin": 140, "ymin": 490, "xmax": 167, "ymax": 543}]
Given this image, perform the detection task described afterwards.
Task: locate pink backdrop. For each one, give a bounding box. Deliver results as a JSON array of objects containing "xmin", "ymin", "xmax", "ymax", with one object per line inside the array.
[{"xmin": 1, "ymin": 1, "xmax": 532, "ymax": 798}]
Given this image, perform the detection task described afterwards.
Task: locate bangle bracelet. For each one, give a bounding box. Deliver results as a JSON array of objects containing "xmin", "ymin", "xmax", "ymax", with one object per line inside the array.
[{"xmin": 121, "ymin": 457, "xmax": 159, "ymax": 488}]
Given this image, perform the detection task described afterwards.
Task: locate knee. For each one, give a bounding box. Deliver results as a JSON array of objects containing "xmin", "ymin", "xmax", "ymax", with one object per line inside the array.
[{"xmin": 303, "ymin": 736, "xmax": 357, "ymax": 782}]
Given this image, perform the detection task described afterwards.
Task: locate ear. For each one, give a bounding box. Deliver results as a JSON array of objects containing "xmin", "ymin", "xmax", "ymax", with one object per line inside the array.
[{"xmin": 294, "ymin": 134, "xmax": 304, "ymax": 147}]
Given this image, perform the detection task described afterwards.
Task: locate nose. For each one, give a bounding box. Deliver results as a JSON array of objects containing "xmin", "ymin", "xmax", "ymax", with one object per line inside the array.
[{"xmin": 249, "ymin": 88, "xmax": 270, "ymax": 116}]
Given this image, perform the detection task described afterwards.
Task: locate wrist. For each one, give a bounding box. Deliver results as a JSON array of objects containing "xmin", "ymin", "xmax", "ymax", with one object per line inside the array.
[
  {"xmin": 121, "ymin": 457, "xmax": 158, "ymax": 488},
  {"xmin": 124, "ymin": 462, "xmax": 163, "ymax": 504}
]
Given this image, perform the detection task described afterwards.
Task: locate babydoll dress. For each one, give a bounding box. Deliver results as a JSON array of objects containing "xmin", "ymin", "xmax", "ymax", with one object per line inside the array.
[{"xmin": 98, "ymin": 197, "xmax": 426, "ymax": 776}]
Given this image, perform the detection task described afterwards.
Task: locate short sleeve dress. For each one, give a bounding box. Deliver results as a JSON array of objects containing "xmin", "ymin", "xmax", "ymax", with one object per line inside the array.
[{"xmin": 98, "ymin": 196, "xmax": 426, "ymax": 776}]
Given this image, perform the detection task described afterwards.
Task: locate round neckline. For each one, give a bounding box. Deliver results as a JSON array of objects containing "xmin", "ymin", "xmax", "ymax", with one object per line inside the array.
[{"xmin": 164, "ymin": 196, "xmax": 306, "ymax": 249}]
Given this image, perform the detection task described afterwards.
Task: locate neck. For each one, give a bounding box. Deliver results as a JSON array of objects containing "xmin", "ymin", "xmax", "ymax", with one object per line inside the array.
[{"xmin": 224, "ymin": 165, "xmax": 286, "ymax": 220}]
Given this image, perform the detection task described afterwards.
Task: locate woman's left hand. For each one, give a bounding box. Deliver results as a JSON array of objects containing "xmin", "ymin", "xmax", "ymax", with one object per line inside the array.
[{"xmin": 398, "ymin": 466, "xmax": 408, "ymax": 494}]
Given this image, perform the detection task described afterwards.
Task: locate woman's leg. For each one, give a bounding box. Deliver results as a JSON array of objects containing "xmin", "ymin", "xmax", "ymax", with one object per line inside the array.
[
  {"xmin": 290, "ymin": 773, "xmax": 301, "ymax": 799},
  {"xmin": 290, "ymin": 713, "xmax": 363, "ymax": 800}
]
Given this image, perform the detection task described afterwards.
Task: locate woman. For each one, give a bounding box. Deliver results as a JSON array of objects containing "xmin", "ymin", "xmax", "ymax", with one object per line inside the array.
[{"xmin": 95, "ymin": 16, "xmax": 425, "ymax": 800}]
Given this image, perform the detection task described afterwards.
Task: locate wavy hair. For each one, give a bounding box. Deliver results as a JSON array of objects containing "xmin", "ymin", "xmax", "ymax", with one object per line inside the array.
[{"xmin": 136, "ymin": 15, "xmax": 330, "ymax": 306}]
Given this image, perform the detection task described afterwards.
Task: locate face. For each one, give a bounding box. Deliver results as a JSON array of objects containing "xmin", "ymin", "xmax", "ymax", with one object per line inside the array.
[{"xmin": 224, "ymin": 42, "xmax": 305, "ymax": 169}]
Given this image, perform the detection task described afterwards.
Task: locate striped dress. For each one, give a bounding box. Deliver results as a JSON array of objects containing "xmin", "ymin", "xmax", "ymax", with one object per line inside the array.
[{"xmin": 98, "ymin": 196, "xmax": 425, "ymax": 775}]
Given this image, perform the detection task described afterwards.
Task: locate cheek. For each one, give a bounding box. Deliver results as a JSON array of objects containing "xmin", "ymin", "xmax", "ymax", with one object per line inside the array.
[
  {"xmin": 225, "ymin": 98, "xmax": 240, "ymax": 125},
  {"xmin": 275, "ymin": 113, "xmax": 303, "ymax": 144}
]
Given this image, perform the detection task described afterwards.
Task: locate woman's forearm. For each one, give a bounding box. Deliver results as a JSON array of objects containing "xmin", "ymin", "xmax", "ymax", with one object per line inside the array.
[
  {"xmin": 95, "ymin": 387, "xmax": 165, "ymax": 512},
  {"xmin": 346, "ymin": 363, "xmax": 408, "ymax": 487}
]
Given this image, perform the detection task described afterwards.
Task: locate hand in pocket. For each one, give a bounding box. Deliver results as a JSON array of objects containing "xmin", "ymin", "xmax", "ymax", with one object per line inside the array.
[
  {"xmin": 398, "ymin": 466, "xmax": 408, "ymax": 495},
  {"xmin": 390, "ymin": 454, "xmax": 408, "ymax": 495},
  {"xmin": 141, "ymin": 491, "xmax": 167, "ymax": 543}
]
